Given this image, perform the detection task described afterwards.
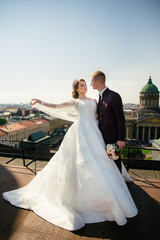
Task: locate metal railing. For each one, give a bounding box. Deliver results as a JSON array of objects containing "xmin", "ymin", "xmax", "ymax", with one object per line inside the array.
[
  {"xmin": 0, "ymin": 139, "xmax": 160, "ymax": 174},
  {"xmin": 122, "ymin": 145, "xmax": 160, "ymax": 171},
  {"xmin": 0, "ymin": 139, "xmax": 58, "ymax": 174}
]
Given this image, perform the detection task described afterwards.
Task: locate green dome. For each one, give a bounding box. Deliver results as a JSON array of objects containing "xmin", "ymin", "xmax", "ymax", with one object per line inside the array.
[{"xmin": 141, "ymin": 76, "xmax": 159, "ymax": 93}]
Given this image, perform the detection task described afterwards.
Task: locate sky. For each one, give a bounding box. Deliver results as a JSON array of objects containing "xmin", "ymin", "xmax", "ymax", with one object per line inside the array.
[{"xmin": 0, "ymin": 0, "xmax": 160, "ymax": 104}]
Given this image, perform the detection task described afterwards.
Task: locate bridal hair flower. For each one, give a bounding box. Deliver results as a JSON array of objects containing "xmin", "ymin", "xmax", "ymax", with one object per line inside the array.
[{"xmin": 106, "ymin": 144, "xmax": 120, "ymax": 160}]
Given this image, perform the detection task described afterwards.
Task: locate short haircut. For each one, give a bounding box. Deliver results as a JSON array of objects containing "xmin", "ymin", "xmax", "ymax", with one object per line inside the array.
[{"xmin": 92, "ymin": 71, "xmax": 106, "ymax": 83}]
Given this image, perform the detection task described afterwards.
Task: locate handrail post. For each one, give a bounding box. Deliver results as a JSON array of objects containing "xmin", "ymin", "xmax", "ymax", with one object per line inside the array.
[
  {"xmin": 127, "ymin": 145, "xmax": 130, "ymax": 171},
  {"xmin": 21, "ymin": 140, "xmax": 25, "ymax": 166}
]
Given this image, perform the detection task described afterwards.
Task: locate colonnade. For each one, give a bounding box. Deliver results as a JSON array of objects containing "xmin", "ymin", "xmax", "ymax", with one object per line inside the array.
[
  {"xmin": 140, "ymin": 98, "xmax": 159, "ymax": 108},
  {"xmin": 126, "ymin": 125, "xmax": 160, "ymax": 141}
]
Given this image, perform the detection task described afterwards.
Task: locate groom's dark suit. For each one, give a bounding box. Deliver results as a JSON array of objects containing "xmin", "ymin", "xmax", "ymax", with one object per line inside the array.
[{"xmin": 97, "ymin": 88, "xmax": 125, "ymax": 172}]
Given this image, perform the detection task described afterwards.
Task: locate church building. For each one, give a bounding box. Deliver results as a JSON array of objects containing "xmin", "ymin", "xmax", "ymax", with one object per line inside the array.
[{"xmin": 125, "ymin": 76, "xmax": 160, "ymax": 142}]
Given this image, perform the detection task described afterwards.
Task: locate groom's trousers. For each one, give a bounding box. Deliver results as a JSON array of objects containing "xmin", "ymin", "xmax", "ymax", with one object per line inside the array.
[{"xmin": 114, "ymin": 157, "xmax": 122, "ymax": 173}]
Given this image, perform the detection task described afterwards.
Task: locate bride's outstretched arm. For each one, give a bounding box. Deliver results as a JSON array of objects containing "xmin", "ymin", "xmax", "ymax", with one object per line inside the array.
[{"xmin": 30, "ymin": 99, "xmax": 75, "ymax": 108}]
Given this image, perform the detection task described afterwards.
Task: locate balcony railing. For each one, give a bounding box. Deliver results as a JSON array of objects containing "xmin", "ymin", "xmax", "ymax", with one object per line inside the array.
[
  {"xmin": 0, "ymin": 139, "xmax": 160, "ymax": 174},
  {"xmin": 0, "ymin": 139, "xmax": 57, "ymax": 174},
  {"xmin": 122, "ymin": 145, "xmax": 160, "ymax": 171}
]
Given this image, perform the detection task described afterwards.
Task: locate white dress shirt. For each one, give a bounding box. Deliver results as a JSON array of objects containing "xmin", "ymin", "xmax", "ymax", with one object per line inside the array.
[{"xmin": 99, "ymin": 87, "xmax": 107, "ymax": 99}]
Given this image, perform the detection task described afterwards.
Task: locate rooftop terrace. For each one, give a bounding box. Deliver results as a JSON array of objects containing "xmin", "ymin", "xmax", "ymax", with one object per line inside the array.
[{"xmin": 0, "ymin": 157, "xmax": 160, "ymax": 240}]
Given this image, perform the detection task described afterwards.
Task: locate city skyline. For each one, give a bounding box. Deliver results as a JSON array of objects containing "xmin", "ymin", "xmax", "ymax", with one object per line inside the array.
[{"xmin": 0, "ymin": 0, "xmax": 160, "ymax": 104}]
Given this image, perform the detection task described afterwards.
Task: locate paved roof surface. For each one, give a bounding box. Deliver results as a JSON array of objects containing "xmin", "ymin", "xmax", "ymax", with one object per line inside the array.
[{"xmin": 0, "ymin": 162, "xmax": 160, "ymax": 240}]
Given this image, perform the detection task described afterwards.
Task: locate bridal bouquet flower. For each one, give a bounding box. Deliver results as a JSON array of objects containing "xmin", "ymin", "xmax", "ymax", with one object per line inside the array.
[{"xmin": 106, "ymin": 144, "xmax": 120, "ymax": 160}]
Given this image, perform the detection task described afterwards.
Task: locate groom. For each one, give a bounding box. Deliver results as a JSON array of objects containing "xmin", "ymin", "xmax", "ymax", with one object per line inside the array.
[{"xmin": 91, "ymin": 71, "xmax": 125, "ymax": 172}]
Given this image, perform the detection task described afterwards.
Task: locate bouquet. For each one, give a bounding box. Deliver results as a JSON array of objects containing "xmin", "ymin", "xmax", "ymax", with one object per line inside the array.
[{"xmin": 106, "ymin": 144, "xmax": 120, "ymax": 160}]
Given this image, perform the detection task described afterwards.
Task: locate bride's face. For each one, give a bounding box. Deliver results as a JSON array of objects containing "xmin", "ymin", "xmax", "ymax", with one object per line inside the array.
[{"xmin": 77, "ymin": 80, "xmax": 87, "ymax": 94}]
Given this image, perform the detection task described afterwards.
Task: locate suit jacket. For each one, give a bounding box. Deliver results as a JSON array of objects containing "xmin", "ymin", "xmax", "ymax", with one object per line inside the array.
[{"xmin": 97, "ymin": 88, "xmax": 125, "ymax": 145}]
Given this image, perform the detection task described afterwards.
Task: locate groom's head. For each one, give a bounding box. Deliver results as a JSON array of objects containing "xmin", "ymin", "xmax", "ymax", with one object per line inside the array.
[{"xmin": 90, "ymin": 71, "xmax": 106, "ymax": 91}]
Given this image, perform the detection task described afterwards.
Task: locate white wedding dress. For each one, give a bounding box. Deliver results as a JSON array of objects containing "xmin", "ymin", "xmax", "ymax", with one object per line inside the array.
[{"xmin": 3, "ymin": 99, "xmax": 138, "ymax": 231}]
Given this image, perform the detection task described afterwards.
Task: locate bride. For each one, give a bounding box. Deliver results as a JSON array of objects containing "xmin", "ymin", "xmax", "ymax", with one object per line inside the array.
[{"xmin": 2, "ymin": 79, "xmax": 138, "ymax": 231}]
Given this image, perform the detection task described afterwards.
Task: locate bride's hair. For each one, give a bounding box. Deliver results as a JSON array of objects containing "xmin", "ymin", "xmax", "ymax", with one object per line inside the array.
[{"xmin": 72, "ymin": 79, "xmax": 86, "ymax": 99}]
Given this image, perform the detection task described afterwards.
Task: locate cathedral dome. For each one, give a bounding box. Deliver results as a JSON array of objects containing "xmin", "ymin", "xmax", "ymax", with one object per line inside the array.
[
  {"xmin": 139, "ymin": 76, "xmax": 159, "ymax": 110},
  {"xmin": 141, "ymin": 76, "xmax": 159, "ymax": 93}
]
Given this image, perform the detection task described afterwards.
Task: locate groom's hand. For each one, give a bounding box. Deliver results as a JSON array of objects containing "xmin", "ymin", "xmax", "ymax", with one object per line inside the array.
[{"xmin": 116, "ymin": 141, "xmax": 125, "ymax": 149}]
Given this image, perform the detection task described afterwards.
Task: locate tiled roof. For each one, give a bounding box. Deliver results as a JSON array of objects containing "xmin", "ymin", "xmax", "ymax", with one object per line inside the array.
[
  {"xmin": 33, "ymin": 119, "xmax": 49, "ymax": 124},
  {"xmin": 0, "ymin": 119, "xmax": 49, "ymax": 133},
  {"xmin": 0, "ymin": 123, "xmax": 25, "ymax": 133},
  {"xmin": 0, "ymin": 130, "xmax": 6, "ymax": 137}
]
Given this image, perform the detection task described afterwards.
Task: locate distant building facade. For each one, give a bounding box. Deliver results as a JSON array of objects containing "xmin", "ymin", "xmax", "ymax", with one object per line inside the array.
[
  {"xmin": 125, "ymin": 76, "xmax": 160, "ymax": 142},
  {"xmin": 44, "ymin": 116, "xmax": 72, "ymax": 135},
  {"xmin": 0, "ymin": 116, "xmax": 72, "ymax": 147},
  {"xmin": 0, "ymin": 118, "xmax": 50, "ymax": 147},
  {"xmin": 0, "ymin": 130, "xmax": 7, "ymax": 144}
]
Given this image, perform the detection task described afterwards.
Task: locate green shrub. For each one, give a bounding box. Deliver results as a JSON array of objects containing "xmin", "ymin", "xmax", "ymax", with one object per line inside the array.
[
  {"xmin": 121, "ymin": 146, "xmax": 142, "ymax": 158},
  {"xmin": 0, "ymin": 118, "xmax": 7, "ymax": 125}
]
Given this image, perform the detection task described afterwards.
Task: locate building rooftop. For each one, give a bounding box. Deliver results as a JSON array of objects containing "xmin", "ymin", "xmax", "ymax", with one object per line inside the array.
[
  {"xmin": 136, "ymin": 107, "xmax": 160, "ymax": 116},
  {"xmin": 0, "ymin": 130, "xmax": 6, "ymax": 137},
  {"xmin": 0, "ymin": 118, "xmax": 49, "ymax": 134},
  {"xmin": 0, "ymin": 157, "xmax": 160, "ymax": 240}
]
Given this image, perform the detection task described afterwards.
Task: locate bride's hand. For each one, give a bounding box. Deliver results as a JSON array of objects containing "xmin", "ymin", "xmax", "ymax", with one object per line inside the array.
[{"xmin": 30, "ymin": 99, "xmax": 42, "ymax": 105}]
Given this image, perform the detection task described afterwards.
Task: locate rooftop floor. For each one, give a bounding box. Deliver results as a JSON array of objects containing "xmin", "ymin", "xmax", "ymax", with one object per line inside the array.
[{"xmin": 0, "ymin": 158, "xmax": 160, "ymax": 240}]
